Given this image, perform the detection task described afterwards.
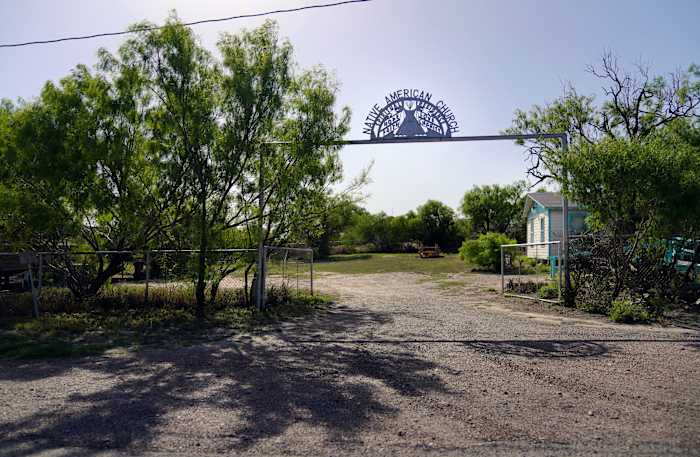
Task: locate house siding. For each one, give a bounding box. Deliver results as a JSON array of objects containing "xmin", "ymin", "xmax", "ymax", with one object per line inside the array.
[
  {"xmin": 550, "ymin": 209, "xmax": 588, "ymax": 241},
  {"xmin": 525, "ymin": 204, "xmax": 588, "ymax": 261},
  {"xmin": 526, "ymin": 203, "xmax": 549, "ymax": 260}
]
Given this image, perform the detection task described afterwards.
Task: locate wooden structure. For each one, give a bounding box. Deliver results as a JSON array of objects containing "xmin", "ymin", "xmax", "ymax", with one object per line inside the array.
[{"xmin": 418, "ymin": 244, "xmax": 441, "ymax": 258}]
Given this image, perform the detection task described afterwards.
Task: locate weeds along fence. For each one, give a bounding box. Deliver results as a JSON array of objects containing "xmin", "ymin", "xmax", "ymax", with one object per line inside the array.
[
  {"xmin": 0, "ymin": 247, "xmax": 313, "ymax": 317},
  {"xmin": 500, "ymin": 241, "xmax": 561, "ymax": 303}
]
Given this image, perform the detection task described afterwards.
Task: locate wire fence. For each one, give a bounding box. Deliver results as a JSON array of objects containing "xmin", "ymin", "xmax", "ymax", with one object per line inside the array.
[
  {"xmin": 500, "ymin": 241, "xmax": 561, "ymax": 303},
  {"xmin": 0, "ymin": 246, "xmax": 313, "ymax": 317}
]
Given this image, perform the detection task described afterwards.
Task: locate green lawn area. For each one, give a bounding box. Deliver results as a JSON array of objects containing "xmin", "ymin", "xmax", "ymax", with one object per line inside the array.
[{"xmin": 314, "ymin": 253, "xmax": 472, "ymax": 275}]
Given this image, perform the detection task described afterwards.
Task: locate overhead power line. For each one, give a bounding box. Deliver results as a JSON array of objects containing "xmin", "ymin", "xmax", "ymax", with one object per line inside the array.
[{"xmin": 0, "ymin": 0, "xmax": 372, "ymax": 49}]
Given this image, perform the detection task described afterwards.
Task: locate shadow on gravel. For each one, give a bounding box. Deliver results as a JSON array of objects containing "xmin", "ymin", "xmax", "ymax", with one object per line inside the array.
[
  {"xmin": 465, "ymin": 340, "xmax": 607, "ymax": 358},
  {"xmin": 288, "ymin": 338, "xmax": 700, "ymax": 359},
  {"xmin": 686, "ymin": 340, "xmax": 700, "ymax": 351},
  {"xmin": 0, "ymin": 306, "xmax": 451, "ymax": 455}
]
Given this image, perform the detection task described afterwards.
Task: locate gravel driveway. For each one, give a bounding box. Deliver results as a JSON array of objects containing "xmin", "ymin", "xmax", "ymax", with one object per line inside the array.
[{"xmin": 1, "ymin": 272, "xmax": 699, "ymax": 456}]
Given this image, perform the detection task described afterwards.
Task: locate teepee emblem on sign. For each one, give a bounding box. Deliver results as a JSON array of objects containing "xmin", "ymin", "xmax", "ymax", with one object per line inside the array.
[{"xmin": 363, "ymin": 89, "xmax": 459, "ymax": 140}]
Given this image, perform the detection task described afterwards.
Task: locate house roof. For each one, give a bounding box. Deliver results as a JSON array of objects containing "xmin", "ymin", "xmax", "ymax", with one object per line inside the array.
[
  {"xmin": 528, "ymin": 192, "xmax": 578, "ymax": 209},
  {"xmin": 523, "ymin": 192, "xmax": 580, "ymax": 217}
]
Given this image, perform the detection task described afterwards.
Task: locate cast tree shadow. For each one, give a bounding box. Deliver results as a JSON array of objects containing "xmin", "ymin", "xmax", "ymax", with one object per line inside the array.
[
  {"xmin": 0, "ymin": 306, "xmax": 450, "ymax": 455},
  {"xmin": 464, "ymin": 339, "xmax": 608, "ymax": 358}
]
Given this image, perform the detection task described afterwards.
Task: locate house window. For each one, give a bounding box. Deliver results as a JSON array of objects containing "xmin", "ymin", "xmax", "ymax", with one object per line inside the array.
[
  {"xmin": 540, "ymin": 218, "xmax": 545, "ymax": 242},
  {"xmin": 530, "ymin": 220, "xmax": 534, "ymax": 242},
  {"xmin": 571, "ymin": 214, "xmax": 586, "ymax": 234}
]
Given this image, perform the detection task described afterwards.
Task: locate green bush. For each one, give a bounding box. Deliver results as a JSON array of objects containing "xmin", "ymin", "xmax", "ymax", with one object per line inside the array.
[
  {"xmin": 536, "ymin": 263, "xmax": 551, "ymax": 275},
  {"xmin": 537, "ymin": 283, "xmax": 559, "ymax": 299},
  {"xmin": 608, "ymin": 299, "xmax": 652, "ymax": 323},
  {"xmin": 506, "ymin": 279, "xmax": 546, "ymax": 294},
  {"xmin": 459, "ymin": 232, "xmax": 516, "ymax": 272}
]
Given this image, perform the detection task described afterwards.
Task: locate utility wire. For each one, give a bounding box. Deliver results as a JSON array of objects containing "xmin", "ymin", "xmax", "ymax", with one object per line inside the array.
[{"xmin": 0, "ymin": 0, "xmax": 372, "ymax": 49}]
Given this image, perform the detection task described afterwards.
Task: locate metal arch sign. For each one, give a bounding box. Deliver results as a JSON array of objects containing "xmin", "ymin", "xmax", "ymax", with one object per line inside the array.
[{"xmin": 363, "ymin": 89, "xmax": 459, "ymax": 140}]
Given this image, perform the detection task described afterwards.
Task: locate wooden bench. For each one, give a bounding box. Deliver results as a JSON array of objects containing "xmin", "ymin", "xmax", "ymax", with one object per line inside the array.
[{"xmin": 418, "ymin": 245, "xmax": 442, "ymax": 258}]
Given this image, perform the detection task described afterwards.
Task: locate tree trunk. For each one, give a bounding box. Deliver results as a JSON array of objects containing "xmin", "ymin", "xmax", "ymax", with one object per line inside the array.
[
  {"xmin": 195, "ymin": 191, "xmax": 208, "ymax": 320},
  {"xmin": 243, "ymin": 263, "xmax": 254, "ymax": 306},
  {"xmin": 87, "ymin": 254, "xmax": 126, "ymax": 296}
]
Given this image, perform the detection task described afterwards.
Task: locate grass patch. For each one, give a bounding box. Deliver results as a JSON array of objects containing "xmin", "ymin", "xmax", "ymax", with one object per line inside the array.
[
  {"xmin": 314, "ymin": 253, "xmax": 473, "ymax": 275},
  {"xmin": 0, "ymin": 333, "xmax": 110, "ymax": 360},
  {"xmin": 435, "ymin": 279, "xmax": 470, "ymax": 289},
  {"xmin": 0, "ymin": 289, "xmax": 332, "ymax": 360}
]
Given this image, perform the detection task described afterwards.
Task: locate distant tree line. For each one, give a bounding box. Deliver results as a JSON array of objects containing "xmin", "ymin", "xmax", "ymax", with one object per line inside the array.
[{"xmin": 311, "ymin": 180, "xmax": 528, "ymax": 257}]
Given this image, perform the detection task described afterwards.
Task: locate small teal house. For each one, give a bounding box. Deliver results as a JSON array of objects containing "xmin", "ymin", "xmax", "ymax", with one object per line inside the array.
[{"xmin": 523, "ymin": 192, "xmax": 588, "ymax": 260}]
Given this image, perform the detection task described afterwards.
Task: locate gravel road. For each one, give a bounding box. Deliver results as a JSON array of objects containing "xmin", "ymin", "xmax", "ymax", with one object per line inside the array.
[{"xmin": 1, "ymin": 272, "xmax": 699, "ymax": 457}]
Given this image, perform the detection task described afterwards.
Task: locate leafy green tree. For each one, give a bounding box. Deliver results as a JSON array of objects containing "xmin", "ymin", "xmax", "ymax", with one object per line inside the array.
[
  {"xmin": 459, "ymin": 232, "xmax": 515, "ymax": 272},
  {"xmin": 562, "ymin": 132, "xmax": 700, "ymax": 239},
  {"xmin": 506, "ymin": 53, "xmax": 700, "ymax": 185},
  {"xmin": 312, "ymin": 197, "xmax": 367, "ymax": 256},
  {"xmin": 507, "ymin": 54, "xmax": 700, "ymax": 305},
  {"xmin": 1, "ymin": 16, "xmax": 352, "ymax": 313},
  {"xmin": 99, "ymin": 18, "xmax": 349, "ymax": 313},
  {"xmin": 0, "ymin": 64, "xmax": 160, "ymax": 298},
  {"xmin": 460, "ymin": 181, "xmax": 526, "ymax": 241},
  {"xmin": 106, "ymin": 17, "xmax": 229, "ymax": 317},
  {"xmin": 224, "ymin": 24, "xmax": 351, "ymax": 303},
  {"xmin": 416, "ymin": 200, "xmax": 459, "ymax": 249}
]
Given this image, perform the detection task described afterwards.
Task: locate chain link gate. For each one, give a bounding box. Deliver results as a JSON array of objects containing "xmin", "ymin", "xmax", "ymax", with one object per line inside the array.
[{"xmin": 262, "ymin": 246, "xmax": 314, "ymax": 302}]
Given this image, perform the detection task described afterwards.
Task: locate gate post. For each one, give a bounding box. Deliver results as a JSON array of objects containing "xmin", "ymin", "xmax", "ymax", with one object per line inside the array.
[
  {"xmin": 310, "ymin": 249, "xmax": 314, "ymax": 296},
  {"xmin": 561, "ymin": 134, "xmax": 572, "ymax": 304}
]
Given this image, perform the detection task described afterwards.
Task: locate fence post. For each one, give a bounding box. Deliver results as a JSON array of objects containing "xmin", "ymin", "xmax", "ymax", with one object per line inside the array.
[
  {"xmin": 296, "ymin": 259, "xmax": 299, "ymax": 295},
  {"xmin": 258, "ymin": 246, "xmax": 267, "ymax": 309},
  {"xmin": 561, "ymin": 134, "xmax": 572, "ymax": 304},
  {"xmin": 500, "ymin": 246, "xmax": 505, "ymax": 294},
  {"xmin": 38, "ymin": 253, "xmax": 43, "ymax": 293},
  {"xmin": 310, "ymin": 249, "xmax": 314, "ymax": 296},
  {"xmin": 28, "ymin": 255, "xmax": 39, "ymax": 318},
  {"xmin": 557, "ymin": 242, "xmax": 562, "ymax": 304},
  {"xmin": 145, "ymin": 250, "xmax": 150, "ymax": 304}
]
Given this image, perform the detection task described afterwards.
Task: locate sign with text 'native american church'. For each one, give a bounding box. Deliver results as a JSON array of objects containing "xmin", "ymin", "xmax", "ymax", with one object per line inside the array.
[{"xmin": 363, "ymin": 89, "xmax": 459, "ymax": 140}]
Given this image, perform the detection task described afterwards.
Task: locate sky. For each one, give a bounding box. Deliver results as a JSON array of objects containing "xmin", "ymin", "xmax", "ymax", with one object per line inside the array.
[{"xmin": 1, "ymin": 0, "xmax": 698, "ymax": 214}]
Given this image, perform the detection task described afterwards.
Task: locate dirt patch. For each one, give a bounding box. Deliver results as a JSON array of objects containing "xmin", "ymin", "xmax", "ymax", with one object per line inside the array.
[{"xmin": 1, "ymin": 272, "xmax": 699, "ymax": 456}]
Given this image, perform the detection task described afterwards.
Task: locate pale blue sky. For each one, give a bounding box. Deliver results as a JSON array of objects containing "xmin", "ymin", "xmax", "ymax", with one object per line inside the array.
[{"xmin": 1, "ymin": 0, "xmax": 698, "ymax": 214}]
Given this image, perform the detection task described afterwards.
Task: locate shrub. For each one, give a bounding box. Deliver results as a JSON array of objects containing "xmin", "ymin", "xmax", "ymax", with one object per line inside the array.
[
  {"xmin": 537, "ymin": 283, "xmax": 559, "ymax": 299},
  {"xmin": 505, "ymin": 279, "xmax": 547, "ymax": 294},
  {"xmin": 459, "ymin": 232, "xmax": 516, "ymax": 272},
  {"xmin": 511, "ymin": 255, "xmax": 536, "ymax": 274},
  {"xmin": 536, "ymin": 263, "xmax": 551, "ymax": 275},
  {"xmin": 608, "ymin": 298, "xmax": 652, "ymax": 323}
]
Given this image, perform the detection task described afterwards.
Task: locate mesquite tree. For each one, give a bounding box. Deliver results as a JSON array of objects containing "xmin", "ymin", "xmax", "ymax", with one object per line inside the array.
[
  {"xmin": 507, "ymin": 53, "xmax": 700, "ymax": 308},
  {"xmin": 0, "ymin": 63, "xmax": 159, "ymax": 299},
  {"xmin": 0, "ymin": 16, "xmax": 351, "ymax": 315}
]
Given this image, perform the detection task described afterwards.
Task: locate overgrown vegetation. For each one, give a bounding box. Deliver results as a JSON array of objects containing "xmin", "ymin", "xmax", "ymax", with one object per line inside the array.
[
  {"xmin": 608, "ymin": 298, "xmax": 653, "ymax": 324},
  {"xmin": 459, "ymin": 181, "xmax": 527, "ymax": 242},
  {"xmin": 505, "ymin": 279, "xmax": 549, "ymax": 295},
  {"xmin": 537, "ymin": 282, "xmax": 559, "ymax": 300},
  {"xmin": 0, "ymin": 286, "xmax": 331, "ymax": 359},
  {"xmin": 509, "ymin": 53, "xmax": 700, "ymax": 321},
  {"xmin": 0, "ymin": 16, "xmax": 350, "ymax": 316}
]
